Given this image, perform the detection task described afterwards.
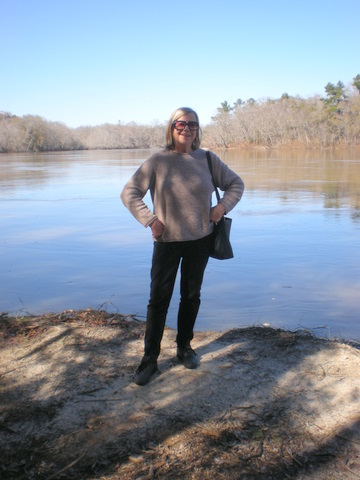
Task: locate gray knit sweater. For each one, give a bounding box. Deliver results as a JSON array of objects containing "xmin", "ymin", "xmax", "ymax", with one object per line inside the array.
[{"xmin": 120, "ymin": 148, "xmax": 244, "ymax": 242}]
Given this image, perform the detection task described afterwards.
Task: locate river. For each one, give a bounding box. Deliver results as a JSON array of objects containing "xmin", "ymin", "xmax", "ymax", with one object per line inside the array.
[{"xmin": 1, "ymin": 148, "xmax": 359, "ymax": 341}]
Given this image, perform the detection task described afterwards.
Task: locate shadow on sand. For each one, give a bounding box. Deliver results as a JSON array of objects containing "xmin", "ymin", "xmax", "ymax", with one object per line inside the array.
[{"xmin": 0, "ymin": 310, "xmax": 359, "ymax": 479}]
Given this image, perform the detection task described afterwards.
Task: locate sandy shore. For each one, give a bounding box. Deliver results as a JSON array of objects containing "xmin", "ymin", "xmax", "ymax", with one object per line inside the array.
[{"xmin": 1, "ymin": 309, "xmax": 359, "ymax": 479}]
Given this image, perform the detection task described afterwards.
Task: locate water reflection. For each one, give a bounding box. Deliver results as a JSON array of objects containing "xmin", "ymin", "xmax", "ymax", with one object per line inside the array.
[
  {"xmin": 220, "ymin": 149, "xmax": 360, "ymax": 218},
  {"xmin": 0, "ymin": 148, "xmax": 359, "ymax": 341}
]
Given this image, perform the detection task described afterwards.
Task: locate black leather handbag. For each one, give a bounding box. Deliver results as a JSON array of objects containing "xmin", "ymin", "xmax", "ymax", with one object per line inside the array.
[{"xmin": 206, "ymin": 151, "xmax": 234, "ymax": 260}]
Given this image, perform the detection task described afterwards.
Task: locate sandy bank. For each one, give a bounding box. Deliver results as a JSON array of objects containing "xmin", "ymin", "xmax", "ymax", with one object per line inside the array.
[{"xmin": 1, "ymin": 309, "xmax": 359, "ymax": 479}]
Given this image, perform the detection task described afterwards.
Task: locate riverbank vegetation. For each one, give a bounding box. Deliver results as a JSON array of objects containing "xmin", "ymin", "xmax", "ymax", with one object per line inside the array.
[{"xmin": 1, "ymin": 75, "xmax": 359, "ymax": 153}]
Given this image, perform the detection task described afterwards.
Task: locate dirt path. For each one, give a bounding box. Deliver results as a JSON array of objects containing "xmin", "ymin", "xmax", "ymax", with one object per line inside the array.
[{"xmin": 1, "ymin": 309, "xmax": 359, "ymax": 479}]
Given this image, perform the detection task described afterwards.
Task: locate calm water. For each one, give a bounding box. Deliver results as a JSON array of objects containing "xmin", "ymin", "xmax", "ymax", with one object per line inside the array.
[{"xmin": 1, "ymin": 148, "xmax": 359, "ymax": 341}]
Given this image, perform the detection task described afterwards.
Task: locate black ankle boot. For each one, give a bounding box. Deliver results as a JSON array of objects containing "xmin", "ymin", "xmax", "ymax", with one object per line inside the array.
[
  {"xmin": 133, "ymin": 356, "xmax": 158, "ymax": 386},
  {"xmin": 177, "ymin": 345, "xmax": 199, "ymax": 369}
]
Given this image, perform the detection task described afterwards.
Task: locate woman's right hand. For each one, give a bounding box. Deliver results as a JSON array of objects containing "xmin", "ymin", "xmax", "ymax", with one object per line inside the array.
[{"xmin": 150, "ymin": 219, "xmax": 165, "ymax": 239}]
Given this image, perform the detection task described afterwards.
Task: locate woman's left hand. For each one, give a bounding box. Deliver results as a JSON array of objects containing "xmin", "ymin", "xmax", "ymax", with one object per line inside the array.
[{"xmin": 210, "ymin": 203, "xmax": 226, "ymax": 223}]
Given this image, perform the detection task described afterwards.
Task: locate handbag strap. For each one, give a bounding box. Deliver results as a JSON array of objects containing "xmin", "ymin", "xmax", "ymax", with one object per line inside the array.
[{"xmin": 206, "ymin": 151, "xmax": 221, "ymax": 203}]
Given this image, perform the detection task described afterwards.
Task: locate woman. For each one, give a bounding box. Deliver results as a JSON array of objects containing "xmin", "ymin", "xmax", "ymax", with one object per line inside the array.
[{"xmin": 121, "ymin": 107, "xmax": 244, "ymax": 385}]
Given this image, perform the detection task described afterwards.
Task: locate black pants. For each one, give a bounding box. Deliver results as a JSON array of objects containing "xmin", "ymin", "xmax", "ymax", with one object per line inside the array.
[{"xmin": 144, "ymin": 235, "xmax": 212, "ymax": 359}]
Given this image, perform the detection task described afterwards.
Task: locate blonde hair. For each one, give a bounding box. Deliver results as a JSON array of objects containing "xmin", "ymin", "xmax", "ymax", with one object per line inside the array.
[{"xmin": 165, "ymin": 107, "xmax": 202, "ymax": 151}]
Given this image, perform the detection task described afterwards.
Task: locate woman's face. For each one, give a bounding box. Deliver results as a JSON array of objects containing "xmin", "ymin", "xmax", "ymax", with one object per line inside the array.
[{"xmin": 172, "ymin": 112, "xmax": 198, "ymax": 153}]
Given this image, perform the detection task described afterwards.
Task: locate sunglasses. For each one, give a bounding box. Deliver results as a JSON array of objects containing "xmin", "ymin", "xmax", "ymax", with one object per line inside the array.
[{"xmin": 172, "ymin": 120, "xmax": 199, "ymax": 131}]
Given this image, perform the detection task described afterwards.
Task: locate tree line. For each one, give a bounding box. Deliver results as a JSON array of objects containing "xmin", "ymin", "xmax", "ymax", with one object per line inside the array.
[
  {"xmin": 205, "ymin": 74, "xmax": 360, "ymax": 148},
  {"xmin": 1, "ymin": 75, "xmax": 359, "ymax": 153},
  {"xmin": 0, "ymin": 115, "xmax": 165, "ymax": 153}
]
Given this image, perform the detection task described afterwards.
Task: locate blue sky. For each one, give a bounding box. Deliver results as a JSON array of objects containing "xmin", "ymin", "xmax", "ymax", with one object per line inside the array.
[{"xmin": 1, "ymin": 0, "xmax": 359, "ymax": 128}]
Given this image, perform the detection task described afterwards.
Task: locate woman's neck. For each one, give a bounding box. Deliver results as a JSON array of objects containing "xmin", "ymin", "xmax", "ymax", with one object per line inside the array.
[{"xmin": 173, "ymin": 145, "xmax": 193, "ymax": 154}]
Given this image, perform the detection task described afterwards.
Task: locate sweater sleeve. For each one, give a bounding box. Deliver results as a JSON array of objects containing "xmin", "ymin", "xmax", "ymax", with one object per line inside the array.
[
  {"xmin": 120, "ymin": 157, "xmax": 157, "ymax": 228},
  {"xmin": 208, "ymin": 151, "xmax": 245, "ymax": 214}
]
